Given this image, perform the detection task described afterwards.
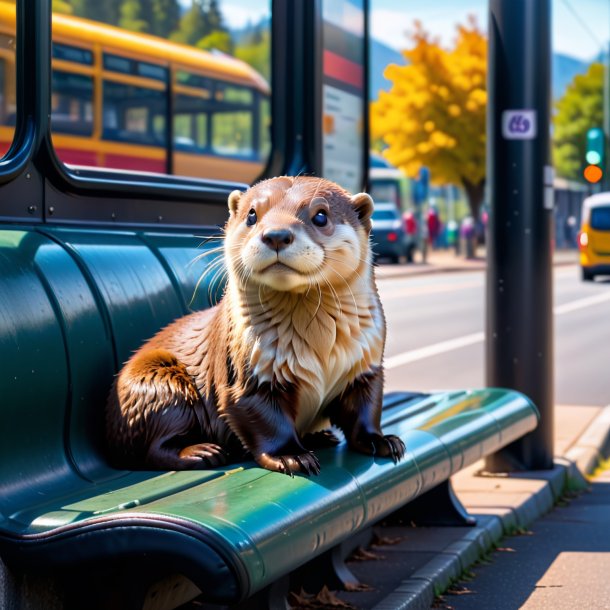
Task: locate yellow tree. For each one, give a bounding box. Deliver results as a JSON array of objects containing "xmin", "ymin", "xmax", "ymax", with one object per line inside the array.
[{"xmin": 371, "ymin": 18, "xmax": 487, "ymax": 220}]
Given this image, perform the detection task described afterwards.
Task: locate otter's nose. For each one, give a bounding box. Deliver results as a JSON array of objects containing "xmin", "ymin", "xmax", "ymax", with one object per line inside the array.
[{"xmin": 262, "ymin": 228, "xmax": 295, "ymax": 251}]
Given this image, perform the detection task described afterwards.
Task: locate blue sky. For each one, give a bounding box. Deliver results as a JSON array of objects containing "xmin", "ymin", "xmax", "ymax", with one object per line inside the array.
[
  {"xmin": 371, "ymin": 0, "xmax": 609, "ymax": 61},
  {"xmin": 181, "ymin": 0, "xmax": 609, "ymax": 62}
]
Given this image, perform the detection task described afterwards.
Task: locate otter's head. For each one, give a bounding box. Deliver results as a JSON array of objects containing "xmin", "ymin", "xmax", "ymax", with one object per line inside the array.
[{"xmin": 224, "ymin": 176, "xmax": 374, "ymax": 292}]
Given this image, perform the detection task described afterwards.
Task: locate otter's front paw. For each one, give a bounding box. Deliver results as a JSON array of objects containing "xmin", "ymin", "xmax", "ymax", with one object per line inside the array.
[
  {"xmin": 302, "ymin": 429, "xmax": 342, "ymax": 449},
  {"xmin": 351, "ymin": 433, "xmax": 405, "ymax": 463},
  {"xmin": 256, "ymin": 451, "xmax": 321, "ymax": 476}
]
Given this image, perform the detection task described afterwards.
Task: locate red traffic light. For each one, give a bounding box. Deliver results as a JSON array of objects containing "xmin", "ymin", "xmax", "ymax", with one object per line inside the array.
[{"xmin": 584, "ymin": 164, "xmax": 603, "ymax": 183}]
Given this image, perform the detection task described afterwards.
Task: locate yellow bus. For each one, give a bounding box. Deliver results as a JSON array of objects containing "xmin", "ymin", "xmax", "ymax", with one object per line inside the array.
[{"xmin": 0, "ymin": 1, "xmax": 271, "ymax": 183}]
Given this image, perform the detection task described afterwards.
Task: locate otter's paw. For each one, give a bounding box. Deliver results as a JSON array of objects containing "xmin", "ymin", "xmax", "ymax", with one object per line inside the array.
[
  {"xmin": 351, "ymin": 433, "xmax": 406, "ymax": 463},
  {"xmin": 256, "ymin": 451, "xmax": 321, "ymax": 477},
  {"xmin": 179, "ymin": 443, "xmax": 228, "ymax": 467},
  {"xmin": 302, "ymin": 429, "xmax": 342, "ymax": 449}
]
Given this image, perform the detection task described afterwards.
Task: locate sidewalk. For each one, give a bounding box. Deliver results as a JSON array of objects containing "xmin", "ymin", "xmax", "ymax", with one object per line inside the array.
[
  {"xmin": 333, "ymin": 247, "xmax": 599, "ymax": 610},
  {"xmin": 375, "ymin": 248, "xmax": 578, "ymax": 280},
  {"xmin": 333, "ymin": 403, "xmax": 610, "ymax": 609}
]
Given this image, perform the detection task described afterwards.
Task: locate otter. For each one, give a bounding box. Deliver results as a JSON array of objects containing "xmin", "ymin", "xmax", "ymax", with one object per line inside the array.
[{"xmin": 106, "ymin": 176, "xmax": 405, "ymax": 475}]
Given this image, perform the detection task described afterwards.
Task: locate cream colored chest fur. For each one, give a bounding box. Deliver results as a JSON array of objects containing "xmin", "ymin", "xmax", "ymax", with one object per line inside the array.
[{"xmin": 230, "ymin": 274, "xmax": 385, "ymax": 434}]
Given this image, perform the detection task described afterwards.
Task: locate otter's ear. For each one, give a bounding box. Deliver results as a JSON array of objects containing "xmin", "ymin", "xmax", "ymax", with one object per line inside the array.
[
  {"xmin": 351, "ymin": 192, "xmax": 374, "ymax": 232},
  {"xmin": 228, "ymin": 190, "xmax": 243, "ymax": 216}
]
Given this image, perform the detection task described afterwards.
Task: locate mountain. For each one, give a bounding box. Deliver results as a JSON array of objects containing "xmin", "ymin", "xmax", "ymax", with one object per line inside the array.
[
  {"xmin": 370, "ymin": 38, "xmax": 590, "ymax": 102},
  {"xmin": 552, "ymin": 53, "xmax": 589, "ymax": 100}
]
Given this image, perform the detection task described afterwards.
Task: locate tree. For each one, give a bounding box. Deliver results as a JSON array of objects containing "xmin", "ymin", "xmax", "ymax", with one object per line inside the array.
[
  {"xmin": 143, "ymin": 0, "xmax": 181, "ymax": 39},
  {"xmin": 69, "ymin": 0, "xmax": 122, "ymax": 25},
  {"xmin": 371, "ymin": 18, "xmax": 487, "ymax": 222},
  {"xmin": 198, "ymin": 30, "xmax": 233, "ymax": 54},
  {"xmin": 553, "ymin": 62, "xmax": 604, "ymax": 181},
  {"xmin": 235, "ymin": 25, "xmax": 270, "ymax": 81},
  {"xmin": 170, "ymin": 0, "xmax": 209, "ymax": 46},
  {"xmin": 52, "ymin": 0, "xmax": 73, "ymax": 14},
  {"xmin": 119, "ymin": 0, "xmax": 148, "ymax": 33}
]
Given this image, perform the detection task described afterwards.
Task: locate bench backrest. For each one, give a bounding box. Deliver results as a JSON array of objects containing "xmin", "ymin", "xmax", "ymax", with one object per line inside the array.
[{"xmin": 0, "ymin": 226, "xmax": 223, "ymax": 520}]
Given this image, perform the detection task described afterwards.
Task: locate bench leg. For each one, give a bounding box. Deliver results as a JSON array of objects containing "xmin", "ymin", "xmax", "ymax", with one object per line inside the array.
[
  {"xmin": 231, "ymin": 576, "xmax": 290, "ymax": 610},
  {"xmin": 290, "ymin": 528, "xmax": 373, "ymax": 593},
  {"xmin": 388, "ymin": 480, "xmax": 477, "ymax": 527}
]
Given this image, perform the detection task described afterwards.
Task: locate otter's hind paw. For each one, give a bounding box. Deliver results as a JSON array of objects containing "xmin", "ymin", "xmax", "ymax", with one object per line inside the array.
[
  {"xmin": 179, "ymin": 443, "xmax": 228, "ymax": 467},
  {"xmin": 256, "ymin": 451, "xmax": 320, "ymax": 476}
]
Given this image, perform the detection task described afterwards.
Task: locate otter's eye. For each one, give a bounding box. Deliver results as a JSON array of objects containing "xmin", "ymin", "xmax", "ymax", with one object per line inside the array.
[
  {"xmin": 312, "ymin": 210, "xmax": 328, "ymax": 227},
  {"xmin": 246, "ymin": 209, "xmax": 257, "ymax": 226}
]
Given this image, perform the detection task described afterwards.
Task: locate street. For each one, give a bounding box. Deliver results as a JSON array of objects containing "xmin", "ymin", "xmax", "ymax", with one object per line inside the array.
[{"xmin": 378, "ymin": 265, "xmax": 610, "ymax": 407}]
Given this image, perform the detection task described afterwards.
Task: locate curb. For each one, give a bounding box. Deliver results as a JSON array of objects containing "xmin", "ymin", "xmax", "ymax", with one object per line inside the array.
[
  {"xmin": 372, "ymin": 404, "xmax": 610, "ymax": 610},
  {"xmin": 564, "ymin": 405, "xmax": 610, "ymax": 475},
  {"xmin": 375, "ymin": 256, "xmax": 576, "ymax": 280}
]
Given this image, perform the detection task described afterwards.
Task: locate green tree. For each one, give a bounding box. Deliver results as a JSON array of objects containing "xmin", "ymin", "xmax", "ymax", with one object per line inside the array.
[
  {"xmin": 170, "ymin": 0, "xmax": 208, "ymax": 46},
  {"xmin": 553, "ymin": 62, "xmax": 604, "ymax": 181},
  {"xmin": 205, "ymin": 0, "xmax": 225, "ymax": 33},
  {"xmin": 143, "ymin": 0, "xmax": 181, "ymax": 38},
  {"xmin": 171, "ymin": 0, "xmax": 234, "ymax": 51},
  {"xmin": 371, "ymin": 18, "xmax": 487, "ymax": 222},
  {"xmin": 235, "ymin": 25, "xmax": 270, "ymax": 81},
  {"xmin": 198, "ymin": 30, "xmax": 233, "ymax": 54},
  {"xmin": 52, "ymin": 0, "xmax": 73, "ymax": 14},
  {"xmin": 69, "ymin": 0, "xmax": 122, "ymax": 25},
  {"xmin": 119, "ymin": 0, "xmax": 149, "ymax": 32}
]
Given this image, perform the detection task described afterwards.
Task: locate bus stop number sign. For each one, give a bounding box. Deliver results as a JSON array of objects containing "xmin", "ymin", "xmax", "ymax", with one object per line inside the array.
[{"xmin": 502, "ymin": 110, "xmax": 537, "ymax": 140}]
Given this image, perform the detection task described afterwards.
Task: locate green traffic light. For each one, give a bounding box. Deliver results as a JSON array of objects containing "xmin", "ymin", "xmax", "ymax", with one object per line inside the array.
[
  {"xmin": 586, "ymin": 127, "xmax": 605, "ymax": 167},
  {"xmin": 586, "ymin": 150, "xmax": 602, "ymax": 165}
]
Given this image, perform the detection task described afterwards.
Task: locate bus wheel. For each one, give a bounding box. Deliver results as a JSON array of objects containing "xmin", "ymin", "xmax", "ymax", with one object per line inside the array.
[{"xmin": 582, "ymin": 268, "xmax": 595, "ymax": 282}]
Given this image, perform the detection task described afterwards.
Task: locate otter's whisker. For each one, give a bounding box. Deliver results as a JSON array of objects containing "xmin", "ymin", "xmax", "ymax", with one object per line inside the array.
[
  {"xmin": 305, "ymin": 280, "xmax": 323, "ymax": 330},
  {"xmin": 190, "ymin": 256, "xmax": 227, "ymax": 306}
]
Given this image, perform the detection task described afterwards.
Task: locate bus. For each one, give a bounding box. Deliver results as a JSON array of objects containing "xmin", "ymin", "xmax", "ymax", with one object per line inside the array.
[{"xmin": 0, "ymin": 1, "xmax": 271, "ymax": 183}]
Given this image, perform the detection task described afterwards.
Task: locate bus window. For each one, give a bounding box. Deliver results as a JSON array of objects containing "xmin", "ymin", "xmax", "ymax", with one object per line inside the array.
[
  {"xmin": 50, "ymin": 0, "xmax": 271, "ymax": 184},
  {"xmin": 174, "ymin": 94, "xmax": 208, "ymax": 152},
  {"xmin": 0, "ymin": 5, "xmax": 16, "ymax": 159},
  {"xmin": 212, "ymin": 111, "xmax": 253, "ymax": 157},
  {"xmin": 53, "ymin": 42, "xmax": 93, "ymax": 65},
  {"xmin": 51, "ymin": 72, "xmax": 94, "ymax": 136},
  {"xmin": 103, "ymin": 81, "xmax": 167, "ymax": 148}
]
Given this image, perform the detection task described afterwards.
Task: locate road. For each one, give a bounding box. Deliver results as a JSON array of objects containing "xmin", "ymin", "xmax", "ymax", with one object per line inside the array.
[{"xmin": 377, "ymin": 265, "xmax": 610, "ymax": 407}]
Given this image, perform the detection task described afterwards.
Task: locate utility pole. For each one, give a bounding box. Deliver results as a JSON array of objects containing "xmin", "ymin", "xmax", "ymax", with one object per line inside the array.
[{"xmin": 486, "ymin": 0, "xmax": 555, "ymax": 471}]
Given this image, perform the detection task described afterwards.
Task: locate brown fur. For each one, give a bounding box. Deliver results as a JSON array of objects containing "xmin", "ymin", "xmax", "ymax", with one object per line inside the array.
[{"xmin": 106, "ymin": 177, "xmax": 405, "ymax": 475}]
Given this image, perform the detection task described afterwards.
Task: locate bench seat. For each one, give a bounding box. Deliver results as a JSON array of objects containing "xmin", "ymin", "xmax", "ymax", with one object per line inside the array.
[
  {"xmin": 0, "ymin": 390, "xmax": 537, "ymax": 604},
  {"xmin": 0, "ymin": 227, "xmax": 538, "ymax": 605}
]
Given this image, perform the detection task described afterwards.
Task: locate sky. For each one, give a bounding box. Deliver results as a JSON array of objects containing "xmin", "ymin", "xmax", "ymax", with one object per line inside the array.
[
  {"xmin": 371, "ymin": 0, "xmax": 610, "ymax": 61},
  {"xmin": 176, "ymin": 0, "xmax": 610, "ymax": 63}
]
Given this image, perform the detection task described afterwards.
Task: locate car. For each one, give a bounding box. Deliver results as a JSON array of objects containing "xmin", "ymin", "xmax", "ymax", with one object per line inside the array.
[
  {"xmin": 578, "ymin": 193, "xmax": 610, "ymax": 281},
  {"xmin": 370, "ymin": 202, "xmax": 412, "ymax": 263}
]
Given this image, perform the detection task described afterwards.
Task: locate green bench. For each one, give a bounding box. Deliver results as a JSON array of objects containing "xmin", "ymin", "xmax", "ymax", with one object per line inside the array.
[{"xmin": 0, "ymin": 226, "xmax": 538, "ymax": 609}]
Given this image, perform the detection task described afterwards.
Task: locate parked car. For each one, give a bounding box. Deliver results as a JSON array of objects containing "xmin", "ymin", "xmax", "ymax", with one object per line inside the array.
[
  {"xmin": 369, "ymin": 161, "xmax": 416, "ymax": 263},
  {"xmin": 370, "ymin": 202, "xmax": 413, "ymax": 263},
  {"xmin": 578, "ymin": 193, "xmax": 610, "ymax": 281}
]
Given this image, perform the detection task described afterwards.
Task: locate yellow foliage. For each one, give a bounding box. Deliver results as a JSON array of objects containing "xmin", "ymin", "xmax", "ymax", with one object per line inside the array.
[{"xmin": 371, "ymin": 16, "xmax": 487, "ymax": 190}]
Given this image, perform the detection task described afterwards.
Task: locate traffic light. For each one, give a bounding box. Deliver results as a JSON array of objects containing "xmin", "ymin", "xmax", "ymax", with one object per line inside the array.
[{"xmin": 584, "ymin": 127, "xmax": 604, "ymax": 183}]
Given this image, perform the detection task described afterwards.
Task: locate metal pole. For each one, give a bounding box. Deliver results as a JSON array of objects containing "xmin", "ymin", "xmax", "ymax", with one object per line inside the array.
[{"xmin": 485, "ymin": 0, "xmax": 554, "ymax": 471}]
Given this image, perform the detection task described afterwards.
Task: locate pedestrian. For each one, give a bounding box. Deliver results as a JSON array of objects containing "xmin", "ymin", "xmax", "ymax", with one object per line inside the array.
[{"xmin": 427, "ymin": 207, "xmax": 441, "ymax": 248}]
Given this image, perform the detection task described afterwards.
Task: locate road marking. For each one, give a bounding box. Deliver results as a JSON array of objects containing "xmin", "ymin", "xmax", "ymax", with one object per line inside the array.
[
  {"xmin": 380, "ymin": 280, "xmax": 483, "ymax": 300},
  {"xmin": 385, "ymin": 290, "xmax": 610, "ymax": 370},
  {"xmin": 385, "ymin": 332, "xmax": 485, "ymax": 370},
  {"xmin": 553, "ymin": 292, "xmax": 610, "ymax": 315}
]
